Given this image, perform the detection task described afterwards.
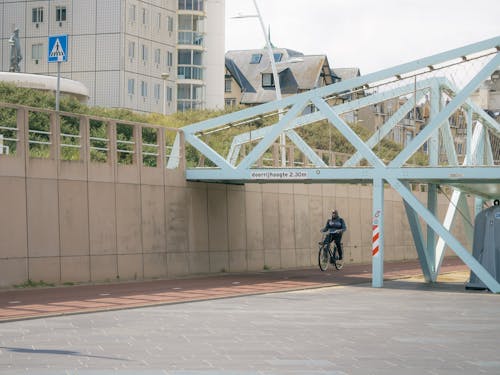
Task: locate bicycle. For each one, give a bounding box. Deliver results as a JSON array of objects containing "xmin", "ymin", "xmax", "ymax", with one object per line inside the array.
[{"xmin": 318, "ymin": 231, "xmax": 344, "ymax": 271}]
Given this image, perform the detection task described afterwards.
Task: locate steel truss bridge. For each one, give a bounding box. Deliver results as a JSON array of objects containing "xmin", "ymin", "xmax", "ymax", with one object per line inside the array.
[{"xmin": 176, "ymin": 37, "xmax": 500, "ymax": 292}]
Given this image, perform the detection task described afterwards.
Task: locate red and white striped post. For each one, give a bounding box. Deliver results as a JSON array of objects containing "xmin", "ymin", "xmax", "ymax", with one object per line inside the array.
[
  {"xmin": 372, "ymin": 178, "xmax": 384, "ymax": 287},
  {"xmin": 372, "ymin": 214, "xmax": 380, "ymax": 257}
]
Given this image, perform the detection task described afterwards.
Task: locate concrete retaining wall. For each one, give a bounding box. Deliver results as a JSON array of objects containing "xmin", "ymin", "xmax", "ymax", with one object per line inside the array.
[{"xmin": 0, "ymin": 105, "xmax": 467, "ymax": 287}]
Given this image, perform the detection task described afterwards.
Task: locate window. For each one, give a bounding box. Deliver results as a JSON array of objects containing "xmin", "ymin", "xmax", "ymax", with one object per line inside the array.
[
  {"xmin": 225, "ymin": 78, "xmax": 232, "ymax": 93},
  {"xmin": 167, "ymin": 87, "xmax": 173, "ymax": 102},
  {"xmin": 141, "ymin": 81, "xmax": 148, "ymax": 97},
  {"xmin": 32, "ymin": 7, "xmax": 43, "ymax": 23},
  {"xmin": 406, "ymin": 131, "xmax": 413, "ymax": 146},
  {"xmin": 457, "ymin": 143, "xmax": 463, "ymax": 154},
  {"xmin": 168, "ymin": 16, "xmax": 174, "ymax": 32},
  {"xmin": 393, "ymin": 126, "xmax": 401, "ymax": 144},
  {"xmin": 154, "ymin": 83, "xmax": 161, "ymax": 100},
  {"xmin": 250, "ymin": 54, "xmax": 262, "ymax": 64},
  {"xmin": 225, "ymin": 98, "xmax": 237, "ymax": 107},
  {"xmin": 154, "ymin": 48, "xmax": 161, "ymax": 65},
  {"xmin": 128, "ymin": 41, "xmax": 135, "ymax": 59},
  {"xmin": 178, "ymin": 14, "xmax": 192, "ymax": 30},
  {"xmin": 142, "ymin": 8, "xmax": 147, "ymax": 25},
  {"xmin": 56, "ymin": 6, "xmax": 66, "ymax": 22},
  {"xmin": 167, "ymin": 51, "xmax": 173, "ymax": 67},
  {"xmin": 156, "ymin": 13, "xmax": 161, "ymax": 29},
  {"xmin": 141, "ymin": 45, "xmax": 148, "ymax": 61},
  {"xmin": 193, "ymin": 50, "xmax": 202, "ymax": 65},
  {"xmin": 273, "ymin": 53, "xmax": 282, "ymax": 62},
  {"xmin": 32, "ymin": 43, "xmax": 43, "ymax": 61},
  {"xmin": 262, "ymin": 73, "xmax": 274, "ymax": 87},
  {"xmin": 129, "ymin": 4, "xmax": 136, "ymax": 22},
  {"xmin": 178, "ymin": 50, "xmax": 191, "ymax": 65},
  {"xmin": 128, "ymin": 79, "xmax": 135, "ymax": 95}
]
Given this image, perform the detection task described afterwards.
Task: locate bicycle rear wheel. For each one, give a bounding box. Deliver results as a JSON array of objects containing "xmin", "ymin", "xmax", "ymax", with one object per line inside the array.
[
  {"xmin": 318, "ymin": 243, "xmax": 330, "ymax": 271},
  {"xmin": 332, "ymin": 244, "xmax": 343, "ymax": 270}
]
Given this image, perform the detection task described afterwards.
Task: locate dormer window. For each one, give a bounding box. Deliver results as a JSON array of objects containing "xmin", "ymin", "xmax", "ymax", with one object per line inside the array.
[
  {"xmin": 250, "ymin": 54, "xmax": 262, "ymax": 64},
  {"xmin": 273, "ymin": 53, "xmax": 282, "ymax": 62},
  {"xmin": 262, "ymin": 73, "xmax": 274, "ymax": 87}
]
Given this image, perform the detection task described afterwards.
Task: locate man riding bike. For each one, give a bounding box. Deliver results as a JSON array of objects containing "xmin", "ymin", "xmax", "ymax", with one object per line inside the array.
[{"xmin": 320, "ymin": 209, "xmax": 347, "ymax": 260}]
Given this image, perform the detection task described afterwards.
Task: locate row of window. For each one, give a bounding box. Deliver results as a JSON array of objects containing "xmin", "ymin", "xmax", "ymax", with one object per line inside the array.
[
  {"xmin": 178, "ymin": 0, "xmax": 204, "ymax": 11},
  {"xmin": 127, "ymin": 79, "xmax": 173, "ymax": 101},
  {"xmin": 32, "ymin": 6, "xmax": 66, "ymax": 23},
  {"xmin": 128, "ymin": 42, "xmax": 174, "ymax": 67},
  {"xmin": 27, "ymin": 41, "xmax": 175, "ymax": 68},
  {"xmin": 128, "ymin": 4, "xmax": 174, "ymax": 32}
]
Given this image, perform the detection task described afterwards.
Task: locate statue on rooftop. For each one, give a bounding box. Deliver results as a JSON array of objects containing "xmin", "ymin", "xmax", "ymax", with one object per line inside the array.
[{"xmin": 8, "ymin": 28, "xmax": 22, "ymax": 72}]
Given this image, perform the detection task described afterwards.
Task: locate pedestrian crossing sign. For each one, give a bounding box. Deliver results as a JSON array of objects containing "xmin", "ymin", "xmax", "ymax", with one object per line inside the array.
[{"xmin": 48, "ymin": 35, "xmax": 68, "ymax": 63}]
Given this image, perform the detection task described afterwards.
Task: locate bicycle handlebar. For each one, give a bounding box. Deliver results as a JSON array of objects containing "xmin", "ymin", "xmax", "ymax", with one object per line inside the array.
[{"xmin": 321, "ymin": 229, "xmax": 342, "ymax": 234}]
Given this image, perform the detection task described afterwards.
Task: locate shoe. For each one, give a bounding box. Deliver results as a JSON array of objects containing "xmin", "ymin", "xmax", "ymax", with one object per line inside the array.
[{"xmin": 318, "ymin": 242, "xmax": 323, "ymax": 245}]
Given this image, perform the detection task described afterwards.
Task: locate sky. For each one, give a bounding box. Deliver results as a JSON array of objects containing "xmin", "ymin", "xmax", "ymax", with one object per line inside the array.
[{"xmin": 225, "ymin": 0, "xmax": 500, "ymax": 75}]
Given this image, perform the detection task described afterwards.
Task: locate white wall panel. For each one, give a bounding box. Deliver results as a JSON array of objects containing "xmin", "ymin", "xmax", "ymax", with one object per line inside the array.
[
  {"xmin": 95, "ymin": 33, "xmax": 120, "ymax": 71},
  {"xmin": 95, "ymin": 70, "xmax": 120, "ymax": 107}
]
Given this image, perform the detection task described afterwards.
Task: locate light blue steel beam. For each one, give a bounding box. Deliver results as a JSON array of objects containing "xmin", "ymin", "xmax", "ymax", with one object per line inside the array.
[
  {"xmin": 166, "ymin": 133, "xmax": 181, "ymax": 169},
  {"xmin": 466, "ymin": 108, "xmax": 473, "ymax": 164},
  {"xmin": 389, "ymin": 53, "xmax": 500, "ymax": 167},
  {"xmin": 485, "ymin": 129, "xmax": 494, "ymax": 164},
  {"xmin": 426, "ymin": 82, "xmax": 441, "ymax": 279},
  {"xmin": 402, "ymin": 187, "xmax": 434, "ymax": 281},
  {"xmin": 435, "ymin": 191, "xmax": 474, "ymax": 275},
  {"xmin": 440, "ymin": 120, "xmax": 459, "ymax": 166},
  {"xmin": 284, "ymin": 130, "xmax": 328, "ymax": 167},
  {"xmin": 183, "ymin": 37, "xmax": 500, "ymax": 137},
  {"xmin": 470, "ymin": 122, "xmax": 486, "ymax": 166},
  {"xmin": 184, "ymin": 132, "xmax": 235, "ymax": 173},
  {"xmin": 386, "ymin": 175, "xmax": 500, "ymax": 293},
  {"xmin": 186, "ymin": 165, "xmax": 500, "ymax": 182}
]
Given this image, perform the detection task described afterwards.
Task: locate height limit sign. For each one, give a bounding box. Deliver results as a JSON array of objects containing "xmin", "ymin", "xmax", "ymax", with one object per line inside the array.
[{"xmin": 48, "ymin": 35, "xmax": 68, "ymax": 63}]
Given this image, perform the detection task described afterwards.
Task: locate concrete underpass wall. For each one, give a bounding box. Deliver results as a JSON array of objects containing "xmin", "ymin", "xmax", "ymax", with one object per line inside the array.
[
  {"xmin": 0, "ymin": 168, "xmax": 467, "ymax": 288},
  {"xmin": 0, "ymin": 106, "xmax": 468, "ymax": 287}
]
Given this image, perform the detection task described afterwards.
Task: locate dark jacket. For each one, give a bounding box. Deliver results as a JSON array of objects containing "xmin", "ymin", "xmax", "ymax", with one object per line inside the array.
[{"xmin": 322, "ymin": 217, "xmax": 347, "ymax": 234}]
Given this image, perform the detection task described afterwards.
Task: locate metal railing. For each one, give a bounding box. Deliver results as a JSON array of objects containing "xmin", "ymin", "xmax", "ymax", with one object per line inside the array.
[{"xmin": 0, "ymin": 102, "xmax": 183, "ymax": 169}]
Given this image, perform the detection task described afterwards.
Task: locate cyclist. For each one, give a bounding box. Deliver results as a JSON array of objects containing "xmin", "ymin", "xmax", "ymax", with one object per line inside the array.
[{"xmin": 320, "ymin": 209, "xmax": 347, "ymax": 260}]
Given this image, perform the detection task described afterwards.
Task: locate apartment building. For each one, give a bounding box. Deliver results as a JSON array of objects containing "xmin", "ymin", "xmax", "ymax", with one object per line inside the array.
[{"xmin": 0, "ymin": 0, "xmax": 225, "ymax": 113}]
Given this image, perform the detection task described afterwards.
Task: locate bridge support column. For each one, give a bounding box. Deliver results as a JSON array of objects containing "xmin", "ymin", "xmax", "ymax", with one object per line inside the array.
[{"xmin": 372, "ymin": 177, "xmax": 384, "ymax": 287}]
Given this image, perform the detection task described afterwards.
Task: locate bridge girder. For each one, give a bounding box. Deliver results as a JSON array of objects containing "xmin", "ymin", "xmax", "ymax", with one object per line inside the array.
[{"xmin": 180, "ymin": 36, "xmax": 500, "ymax": 292}]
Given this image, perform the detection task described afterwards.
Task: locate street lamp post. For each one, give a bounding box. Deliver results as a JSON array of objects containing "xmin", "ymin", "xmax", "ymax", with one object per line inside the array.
[
  {"xmin": 161, "ymin": 72, "xmax": 170, "ymax": 115},
  {"xmin": 232, "ymin": 0, "xmax": 286, "ymax": 166}
]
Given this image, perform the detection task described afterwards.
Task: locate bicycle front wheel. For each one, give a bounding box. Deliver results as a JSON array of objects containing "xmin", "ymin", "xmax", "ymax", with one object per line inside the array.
[{"xmin": 318, "ymin": 243, "xmax": 330, "ymax": 271}]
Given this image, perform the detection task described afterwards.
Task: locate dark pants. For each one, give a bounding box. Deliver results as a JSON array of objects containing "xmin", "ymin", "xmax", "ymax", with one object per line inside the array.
[{"xmin": 324, "ymin": 233, "xmax": 343, "ymax": 260}]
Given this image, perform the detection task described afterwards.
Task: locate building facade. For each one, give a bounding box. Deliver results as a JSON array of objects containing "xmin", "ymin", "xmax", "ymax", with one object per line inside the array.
[{"xmin": 0, "ymin": 0, "xmax": 225, "ymax": 113}]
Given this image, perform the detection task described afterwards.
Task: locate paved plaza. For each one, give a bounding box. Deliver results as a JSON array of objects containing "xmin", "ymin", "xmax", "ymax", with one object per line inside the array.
[{"xmin": 0, "ymin": 263, "xmax": 499, "ymax": 375}]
